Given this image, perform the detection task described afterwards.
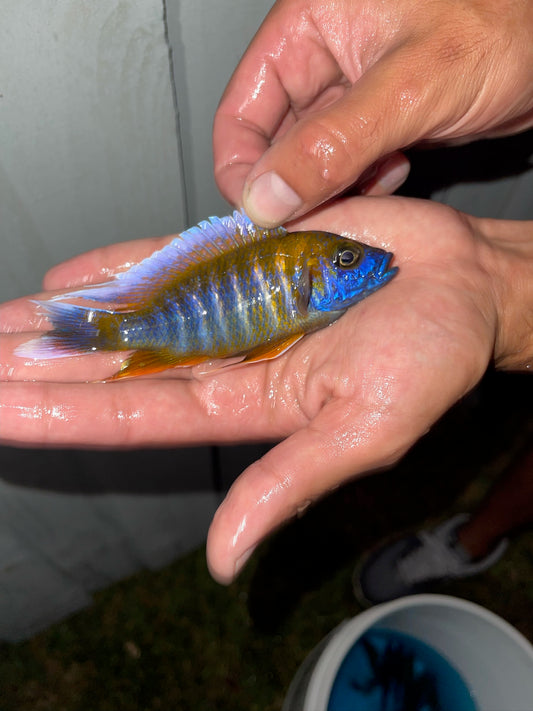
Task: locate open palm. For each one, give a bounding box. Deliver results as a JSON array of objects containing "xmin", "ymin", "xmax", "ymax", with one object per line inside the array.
[{"xmin": 0, "ymin": 197, "xmax": 500, "ymax": 582}]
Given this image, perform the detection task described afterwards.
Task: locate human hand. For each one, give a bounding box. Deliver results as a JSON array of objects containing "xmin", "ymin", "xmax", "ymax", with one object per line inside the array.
[
  {"xmin": 214, "ymin": 0, "xmax": 533, "ymax": 226},
  {"xmin": 2, "ymin": 197, "xmax": 532, "ymax": 582}
]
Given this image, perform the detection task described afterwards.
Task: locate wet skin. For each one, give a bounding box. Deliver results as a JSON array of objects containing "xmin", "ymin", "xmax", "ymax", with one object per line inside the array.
[
  {"xmin": 214, "ymin": 0, "xmax": 533, "ymax": 226},
  {"xmin": 1, "ymin": 197, "xmax": 533, "ymax": 583}
]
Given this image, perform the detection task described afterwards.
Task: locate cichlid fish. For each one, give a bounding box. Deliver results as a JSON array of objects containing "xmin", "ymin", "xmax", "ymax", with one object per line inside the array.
[{"xmin": 17, "ymin": 210, "xmax": 398, "ymax": 379}]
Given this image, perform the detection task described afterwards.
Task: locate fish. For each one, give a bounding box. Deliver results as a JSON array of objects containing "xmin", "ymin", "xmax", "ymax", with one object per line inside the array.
[{"xmin": 16, "ymin": 210, "xmax": 398, "ymax": 379}]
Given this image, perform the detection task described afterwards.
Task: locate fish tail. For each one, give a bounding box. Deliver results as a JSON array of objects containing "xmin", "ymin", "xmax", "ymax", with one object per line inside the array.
[{"xmin": 16, "ymin": 301, "xmax": 120, "ymax": 359}]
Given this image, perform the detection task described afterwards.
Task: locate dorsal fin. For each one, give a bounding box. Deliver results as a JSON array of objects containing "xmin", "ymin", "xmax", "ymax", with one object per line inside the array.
[{"xmin": 52, "ymin": 210, "xmax": 287, "ymax": 308}]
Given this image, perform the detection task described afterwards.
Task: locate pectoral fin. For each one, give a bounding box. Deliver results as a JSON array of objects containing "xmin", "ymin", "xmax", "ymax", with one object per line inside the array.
[
  {"xmin": 294, "ymin": 262, "xmax": 311, "ymax": 316},
  {"xmin": 190, "ymin": 335, "xmax": 305, "ymax": 378},
  {"xmin": 242, "ymin": 334, "xmax": 304, "ymax": 364}
]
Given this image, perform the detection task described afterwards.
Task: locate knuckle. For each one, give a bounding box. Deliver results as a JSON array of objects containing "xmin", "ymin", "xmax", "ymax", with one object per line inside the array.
[{"xmin": 292, "ymin": 119, "xmax": 361, "ymax": 194}]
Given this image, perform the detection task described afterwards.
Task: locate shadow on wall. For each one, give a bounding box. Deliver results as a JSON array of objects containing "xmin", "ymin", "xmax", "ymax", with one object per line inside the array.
[
  {"xmin": 0, "ymin": 443, "xmax": 271, "ymax": 495},
  {"xmin": 398, "ymin": 129, "xmax": 533, "ymax": 198},
  {"xmin": 0, "ymin": 374, "xmax": 531, "ymax": 500}
]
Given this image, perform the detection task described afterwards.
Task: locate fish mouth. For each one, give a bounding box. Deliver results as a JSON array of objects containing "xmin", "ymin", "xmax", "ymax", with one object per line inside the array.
[{"xmin": 376, "ymin": 252, "xmax": 398, "ymax": 282}]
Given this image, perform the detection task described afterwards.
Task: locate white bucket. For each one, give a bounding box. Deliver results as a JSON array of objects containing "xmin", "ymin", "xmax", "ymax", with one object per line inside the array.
[{"xmin": 283, "ymin": 594, "xmax": 533, "ymax": 711}]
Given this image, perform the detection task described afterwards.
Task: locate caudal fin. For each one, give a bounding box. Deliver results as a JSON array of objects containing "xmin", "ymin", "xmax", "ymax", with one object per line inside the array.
[{"xmin": 15, "ymin": 301, "xmax": 115, "ymax": 360}]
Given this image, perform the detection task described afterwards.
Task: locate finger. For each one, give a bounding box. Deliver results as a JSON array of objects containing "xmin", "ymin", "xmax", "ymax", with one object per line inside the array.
[
  {"xmin": 0, "ymin": 296, "xmax": 54, "ymax": 334},
  {"xmin": 213, "ymin": 3, "xmax": 346, "ymax": 207},
  {"xmin": 240, "ymin": 47, "xmax": 448, "ymax": 226},
  {"xmin": 0, "ymin": 363, "xmax": 300, "ymax": 447},
  {"xmin": 206, "ymin": 392, "xmax": 414, "ymax": 584},
  {"xmin": 0, "ymin": 380, "xmax": 223, "ymax": 447},
  {"xmin": 358, "ymin": 152, "xmax": 411, "ymax": 197}
]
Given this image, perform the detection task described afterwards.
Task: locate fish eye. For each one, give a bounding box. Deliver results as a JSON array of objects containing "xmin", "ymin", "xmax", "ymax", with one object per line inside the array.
[{"xmin": 334, "ymin": 245, "xmax": 362, "ymax": 269}]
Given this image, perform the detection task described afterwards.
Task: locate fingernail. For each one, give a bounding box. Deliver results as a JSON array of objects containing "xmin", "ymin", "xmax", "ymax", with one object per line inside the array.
[
  {"xmin": 233, "ymin": 544, "xmax": 256, "ymax": 579},
  {"xmin": 360, "ymin": 154, "xmax": 410, "ymax": 196},
  {"xmin": 362, "ymin": 158, "xmax": 410, "ymax": 196},
  {"xmin": 377, "ymin": 159, "xmax": 410, "ymax": 193},
  {"xmin": 244, "ymin": 171, "xmax": 302, "ymax": 226}
]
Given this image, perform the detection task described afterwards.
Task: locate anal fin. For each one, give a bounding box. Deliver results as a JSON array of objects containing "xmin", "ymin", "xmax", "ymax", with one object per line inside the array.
[
  {"xmin": 108, "ymin": 350, "xmax": 203, "ymax": 380},
  {"xmin": 108, "ymin": 334, "xmax": 305, "ymax": 380}
]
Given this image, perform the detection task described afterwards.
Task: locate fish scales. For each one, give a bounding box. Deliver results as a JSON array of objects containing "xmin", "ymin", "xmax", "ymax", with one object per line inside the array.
[
  {"xmin": 198, "ymin": 238, "xmax": 303, "ymax": 354},
  {"xmin": 109, "ymin": 240, "xmax": 302, "ymax": 358},
  {"xmin": 16, "ymin": 210, "xmax": 398, "ymax": 379}
]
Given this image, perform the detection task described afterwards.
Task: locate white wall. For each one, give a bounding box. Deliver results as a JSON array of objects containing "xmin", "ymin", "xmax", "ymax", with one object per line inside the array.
[
  {"xmin": 165, "ymin": 0, "xmax": 272, "ymax": 223},
  {"xmin": 0, "ymin": 0, "xmax": 186, "ymax": 301},
  {"xmin": 1, "ymin": 0, "xmax": 530, "ymax": 641},
  {"xmin": 0, "ymin": 0, "xmax": 274, "ymax": 641}
]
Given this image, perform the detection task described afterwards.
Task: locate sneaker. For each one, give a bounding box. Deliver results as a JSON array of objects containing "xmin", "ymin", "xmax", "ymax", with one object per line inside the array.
[{"xmin": 354, "ymin": 514, "xmax": 508, "ymax": 606}]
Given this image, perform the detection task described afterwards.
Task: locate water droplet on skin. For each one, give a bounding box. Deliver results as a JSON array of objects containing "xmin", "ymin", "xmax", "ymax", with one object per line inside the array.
[
  {"xmin": 13, "ymin": 402, "xmax": 77, "ymax": 423},
  {"xmin": 116, "ymin": 408, "xmax": 143, "ymax": 423}
]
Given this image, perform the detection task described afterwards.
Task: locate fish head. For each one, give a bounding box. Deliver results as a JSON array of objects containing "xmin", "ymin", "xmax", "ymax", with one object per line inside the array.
[{"xmin": 304, "ymin": 233, "xmax": 398, "ymax": 313}]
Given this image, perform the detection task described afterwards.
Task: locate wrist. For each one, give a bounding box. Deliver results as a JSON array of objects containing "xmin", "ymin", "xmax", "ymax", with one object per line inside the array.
[{"xmin": 475, "ymin": 216, "xmax": 533, "ymax": 371}]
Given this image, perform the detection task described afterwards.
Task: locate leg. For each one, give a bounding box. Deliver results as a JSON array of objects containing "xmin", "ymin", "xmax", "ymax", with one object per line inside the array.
[
  {"xmin": 457, "ymin": 443, "xmax": 533, "ymax": 559},
  {"xmin": 355, "ymin": 443, "xmax": 533, "ymax": 605}
]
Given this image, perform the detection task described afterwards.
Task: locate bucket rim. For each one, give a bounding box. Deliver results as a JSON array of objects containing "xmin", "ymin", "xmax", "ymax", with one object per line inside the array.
[{"xmin": 303, "ymin": 593, "xmax": 533, "ymax": 710}]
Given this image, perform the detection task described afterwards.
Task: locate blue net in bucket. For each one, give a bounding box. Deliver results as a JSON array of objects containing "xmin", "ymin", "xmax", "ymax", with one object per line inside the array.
[{"xmin": 327, "ymin": 627, "xmax": 477, "ymax": 711}]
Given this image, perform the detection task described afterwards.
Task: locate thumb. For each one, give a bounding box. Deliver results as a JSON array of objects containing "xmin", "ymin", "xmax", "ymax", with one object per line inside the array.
[
  {"xmin": 242, "ymin": 50, "xmax": 431, "ymax": 226},
  {"xmin": 205, "ymin": 397, "xmax": 409, "ymax": 584}
]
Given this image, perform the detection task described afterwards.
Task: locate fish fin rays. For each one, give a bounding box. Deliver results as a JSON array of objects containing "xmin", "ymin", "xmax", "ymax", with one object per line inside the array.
[
  {"xmin": 242, "ymin": 334, "xmax": 304, "ymax": 363},
  {"xmin": 113, "ymin": 333, "xmax": 306, "ymax": 381},
  {"xmin": 190, "ymin": 335, "xmax": 305, "ymax": 378},
  {"xmin": 294, "ymin": 262, "xmax": 311, "ymax": 316},
  {"xmin": 190, "ymin": 356, "xmax": 247, "ymax": 377},
  {"xmin": 51, "ymin": 210, "xmax": 287, "ymax": 309},
  {"xmin": 108, "ymin": 351, "xmax": 205, "ymax": 380}
]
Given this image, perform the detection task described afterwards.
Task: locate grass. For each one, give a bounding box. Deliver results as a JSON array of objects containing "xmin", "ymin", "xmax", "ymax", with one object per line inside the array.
[{"xmin": 0, "ymin": 371, "xmax": 532, "ymax": 710}]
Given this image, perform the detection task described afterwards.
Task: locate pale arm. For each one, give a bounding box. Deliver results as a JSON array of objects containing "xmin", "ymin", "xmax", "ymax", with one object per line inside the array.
[{"xmin": 480, "ymin": 217, "xmax": 533, "ymax": 371}]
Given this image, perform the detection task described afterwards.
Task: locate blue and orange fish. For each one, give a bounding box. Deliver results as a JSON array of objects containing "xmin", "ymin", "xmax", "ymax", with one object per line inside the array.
[{"xmin": 17, "ymin": 211, "xmax": 398, "ymax": 379}]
